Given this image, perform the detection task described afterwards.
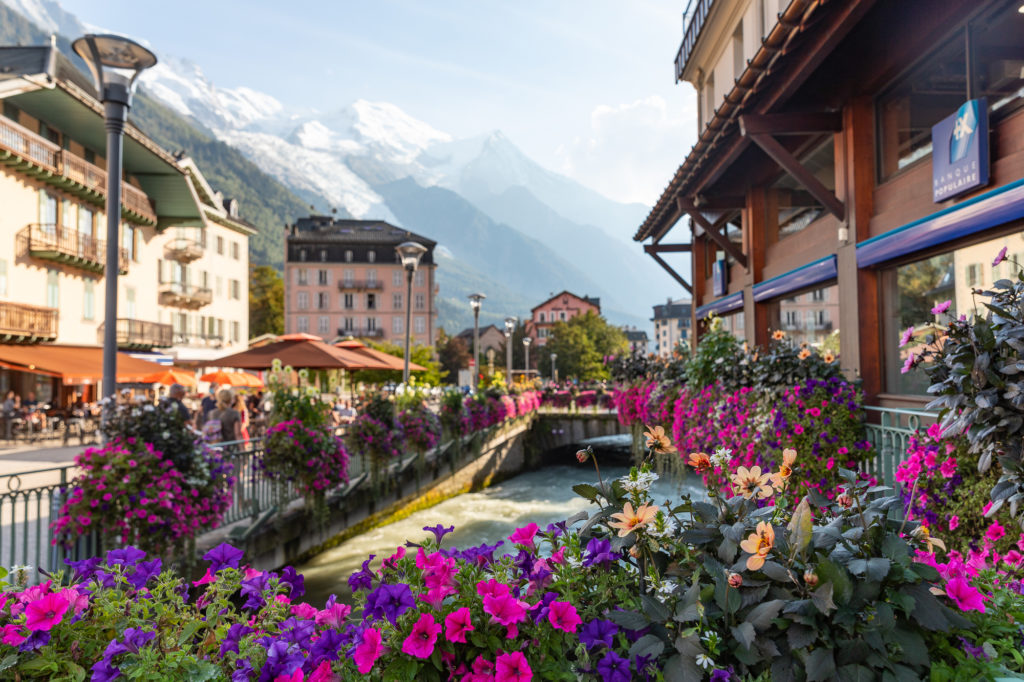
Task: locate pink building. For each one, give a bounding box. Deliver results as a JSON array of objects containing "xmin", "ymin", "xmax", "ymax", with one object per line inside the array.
[
  {"xmin": 283, "ymin": 217, "xmax": 438, "ymax": 347},
  {"xmin": 528, "ymin": 291, "xmax": 601, "ymax": 347}
]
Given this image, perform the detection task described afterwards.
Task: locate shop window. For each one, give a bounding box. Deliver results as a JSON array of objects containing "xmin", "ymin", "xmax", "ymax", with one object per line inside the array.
[
  {"xmin": 973, "ymin": 2, "xmax": 1024, "ymax": 116},
  {"xmin": 767, "ymin": 283, "xmax": 839, "ymax": 349},
  {"xmin": 719, "ymin": 312, "xmax": 745, "ymax": 342},
  {"xmin": 882, "ymin": 230, "xmax": 1024, "ymax": 395}
]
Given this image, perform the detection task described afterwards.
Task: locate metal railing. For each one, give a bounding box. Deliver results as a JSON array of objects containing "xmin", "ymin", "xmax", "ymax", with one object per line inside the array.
[
  {"xmin": 0, "ymin": 300, "xmax": 58, "ymax": 340},
  {"xmin": 159, "ymin": 284, "xmax": 214, "ymax": 309},
  {"xmin": 97, "ymin": 318, "xmax": 174, "ymax": 349},
  {"xmin": 23, "ymin": 223, "xmax": 128, "ymax": 274},
  {"xmin": 675, "ymin": 0, "xmax": 714, "ymax": 81},
  {"xmin": 0, "ymin": 114, "xmax": 60, "ymax": 172},
  {"xmin": 337, "ymin": 280, "xmax": 384, "ymax": 291},
  {"xmin": 164, "ymin": 239, "xmax": 204, "ymax": 263},
  {"xmin": 862, "ymin": 406, "xmax": 936, "ymax": 485},
  {"xmin": 338, "ymin": 327, "xmax": 385, "ymax": 338}
]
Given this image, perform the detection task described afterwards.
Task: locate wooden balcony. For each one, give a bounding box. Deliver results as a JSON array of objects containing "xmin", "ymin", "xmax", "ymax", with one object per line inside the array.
[
  {"xmin": 98, "ymin": 318, "xmax": 174, "ymax": 349},
  {"xmin": 337, "ymin": 280, "xmax": 384, "ymax": 291},
  {"xmin": 337, "ymin": 327, "xmax": 385, "ymax": 338},
  {"xmin": 675, "ymin": 0, "xmax": 714, "ymax": 82},
  {"xmin": 21, "ymin": 224, "xmax": 128, "ymax": 274},
  {"xmin": 0, "ymin": 115, "xmax": 158, "ymax": 225},
  {"xmin": 0, "ymin": 302, "xmax": 58, "ymax": 343},
  {"xmin": 163, "ymin": 238, "xmax": 204, "ymax": 264},
  {"xmin": 159, "ymin": 284, "xmax": 213, "ymax": 310}
]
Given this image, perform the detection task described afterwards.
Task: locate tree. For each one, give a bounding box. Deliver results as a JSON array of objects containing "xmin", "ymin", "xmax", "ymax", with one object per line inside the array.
[
  {"xmin": 540, "ymin": 311, "xmax": 628, "ymax": 381},
  {"xmin": 436, "ymin": 330, "xmax": 470, "ymax": 384},
  {"xmin": 351, "ymin": 341, "xmax": 445, "ymax": 386},
  {"xmin": 249, "ymin": 265, "xmax": 284, "ymax": 337}
]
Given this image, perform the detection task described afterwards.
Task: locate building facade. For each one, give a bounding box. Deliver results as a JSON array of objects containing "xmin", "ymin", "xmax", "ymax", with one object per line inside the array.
[
  {"xmin": 456, "ymin": 324, "xmax": 505, "ymax": 358},
  {"xmin": 624, "ymin": 328, "xmax": 650, "ymax": 355},
  {"xmin": 528, "ymin": 291, "xmax": 601, "ymax": 346},
  {"xmin": 637, "ymin": 0, "xmax": 1024, "ymax": 407},
  {"xmin": 651, "ymin": 299, "xmax": 692, "ymax": 358},
  {"xmin": 283, "ymin": 217, "xmax": 438, "ymax": 347},
  {"xmin": 0, "ymin": 44, "xmax": 252, "ymax": 403}
]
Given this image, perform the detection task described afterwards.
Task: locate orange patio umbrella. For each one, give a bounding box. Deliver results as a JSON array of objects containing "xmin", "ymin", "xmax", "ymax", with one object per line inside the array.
[
  {"xmin": 231, "ymin": 371, "xmax": 265, "ymax": 388},
  {"xmin": 141, "ymin": 368, "xmax": 196, "ymax": 386},
  {"xmin": 200, "ymin": 370, "xmax": 251, "ymax": 386},
  {"xmin": 203, "ymin": 338, "xmax": 392, "ymax": 371}
]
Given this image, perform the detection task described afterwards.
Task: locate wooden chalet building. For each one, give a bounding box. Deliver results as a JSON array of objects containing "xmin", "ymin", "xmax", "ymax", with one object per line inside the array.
[{"xmin": 637, "ymin": 0, "xmax": 1024, "ymax": 406}]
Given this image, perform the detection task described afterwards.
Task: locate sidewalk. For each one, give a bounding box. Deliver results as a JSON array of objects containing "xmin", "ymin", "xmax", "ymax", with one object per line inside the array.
[{"xmin": 0, "ymin": 442, "xmax": 83, "ymax": 478}]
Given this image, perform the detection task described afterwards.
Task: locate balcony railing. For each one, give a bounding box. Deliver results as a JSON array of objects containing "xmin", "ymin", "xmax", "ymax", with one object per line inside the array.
[
  {"xmin": 337, "ymin": 327, "xmax": 385, "ymax": 338},
  {"xmin": 0, "ymin": 302, "xmax": 57, "ymax": 342},
  {"xmin": 674, "ymin": 0, "xmax": 714, "ymax": 82},
  {"xmin": 337, "ymin": 280, "xmax": 384, "ymax": 291},
  {"xmin": 163, "ymin": 239, "xmax": 204, "ymax": 263},
  {"xmin": 158, "ymin": 284, "xmax": 213, "ymax": 310},
  {"xmin": 22, "ymin": 224, "xmax": 128, "ymax": 274},
  {"xmin": 0, "ymin": 115, "xmax": 158, "ymax": 225},
  {"xmin": 173, "ymin": 332, "xmax": 224, "ymax": 347},
  {"xmin": 97, "ymin": 319, "xmax": 173, "ymax": 349}
]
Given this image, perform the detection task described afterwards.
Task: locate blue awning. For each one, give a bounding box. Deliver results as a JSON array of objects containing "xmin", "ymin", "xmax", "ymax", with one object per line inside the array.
[
  {"xmin": 857, "ymin": 178, "xmax": 1024, "ymax": 267},
  {"xmin": 752, "ymin": 256, "xmax": 837, "ymax": 302},
  {"xmin": 126, "ymin": 351, "xmax": 174, "ymax": 366},
  {"xmin": 695, "ymin": 291, "xmax": 743, "ymax": 319}
]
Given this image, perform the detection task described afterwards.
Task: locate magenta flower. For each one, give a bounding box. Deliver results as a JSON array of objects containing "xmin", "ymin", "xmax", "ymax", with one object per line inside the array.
[
  {"xmin": 949, "ymin": 515, "xmax": 959, "ymax": 531},
  {"xmin": 401, "ymin": 612, "xmax": 441, "ymax": 659},
  {"xmin": 547, "ymin": 601, "xmax": 581, "ymax": 633},
  {"xmin": 986, "ymin": 521, "xmax": 1006, "ymax": 542},
  {"xmin": 994, "ymin": 246, "xmax": 1008, "ymax": 267},
  {"xmin": 508, "ymin": 523, "xmax": 539, "ymax": 546},
  {"xmin": 495, "ymin": 651, "xmax": 533, "ymax": 681},
  {"xmin": 939, "ymin": 457, "xmax": 957, "ymax": 478},
  {"xmin": 899, "ymin": 326, "xmax": 915, "ymax": 347},
  {"xmin": 24, "ymin": 593, "xmax": 70, "ymax": 631},
  {"xmin": 931, "ymin": 300, "xmax": 951, "ymax": 315},
  {"xmin": 945, "ymin": 576, "xmax": 986, "ymax": 613},
  {"xmin": 901, "ymin": 352, "xmax": 916, "ymax": 375},
  {"xmin": 483, "ymin": 593, "xmax": 528, "ymax": 627},
  {"xmin": 353, "ymin": 627, "xmax": 384, "ymax": 674},
  {"xmin": 444, "ymin": 606, "xmax": 474, "ymax": 643}
]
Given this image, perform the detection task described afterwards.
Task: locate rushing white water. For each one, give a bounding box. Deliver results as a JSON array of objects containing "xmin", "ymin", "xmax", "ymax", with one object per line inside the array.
[{"xmin": 296, "ymin": 463, "xmax": 704, "ymax": 606}]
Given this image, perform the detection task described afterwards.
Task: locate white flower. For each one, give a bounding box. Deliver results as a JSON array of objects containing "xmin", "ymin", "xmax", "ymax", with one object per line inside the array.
[
  {"xmin": 619, "ymin": 470, "xmax": 659, "ymax": 495},
  {"xmin": 161, "ymin": 431, "xmax": 171, "ymax": 440},
  {"xmin": 696, "ymin": 654, "xmax": 715, "ymax": 670},
  {"xmin": 565, "ymin": 554, "xmax": 582, "ymax": 570},
  {"xmin": 710, "ymin": 447, "xmax": 732, "ymax": 468},
  {"xmin": 143, "ymin": 404, "xmax": 155, "ymax": 412},
  {"xmin": 647, "ymin": 512, "xmax": 677, "ymax": 540}
]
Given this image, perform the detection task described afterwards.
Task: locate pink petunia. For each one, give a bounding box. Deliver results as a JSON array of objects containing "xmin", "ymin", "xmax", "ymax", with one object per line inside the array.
[
  {"xmin": 508, "ymin": 523, "xmax": 539, "ymax": 547},
  {"xmin": 899, "ymin": 326, "xmax": 915, "ymax": 346},
  {"xmin": 24, "ymin": 593, "xmax": 70, "ymax": 631},
  {"xmin": 401, "ymin": 612, "xmax": 441, "ymax": 659},
  {"xmin": 931, "ymin": 300, "xmax": 952, "ymax": 315},
  {"xmin": 353, "ymin": 627, "xmax": 384, "ymax": 674},
  {"xmin": 192, "ymin": 568, "xmax": 216, "ymax": 587},
  {"xmin": 547, "ymin": 601, "xmax": 581, "ymax": 633},
  {"xmin": 1, "ymin": 624, "xmax": 26, "ymax": 646},
  {"xmin": 994, "ymin": 246, "xmax": 1008, "ymax": 267},
  {"xmin": 948, "ymin": 515, "xmax": 959, "ymax": 531},
  {"xmin": 901, "ymin": 353, "xmax": 916, "ymax": 375},
  {"xmin": 986, "ymin": 521, "xmax": 1006, "ymax": 543},
  {"xmin": 483, "ymin": 593, "xmax": 528, "ymax": 627},
  {"xmin": 476, "ymin": 579, "xmax": 511, "ymax": 599},
  {"xmin": 825, "ymin": 458, "xmax": 835, "ymax": 471},
  {"xmin": 549, "ymin": 547, "xmax": 566, "ymax": 564},
  {"xmin": 495, "ymin": 651, "xmax": 533, "ymax": 682},
  {"xmin": 944, "ymin": 576, "xmax": 986, "ymax": 613},
  {"xmin": 444, "ymin": 606, "xmax": 474, "ymax": 643},
  {"xmin": 939, "ymin": 458, "xmax": 957, "ymax": 478}
]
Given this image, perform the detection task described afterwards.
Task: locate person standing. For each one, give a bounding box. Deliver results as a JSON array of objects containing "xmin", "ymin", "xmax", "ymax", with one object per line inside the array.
[
  {"xmin": 203, "ymin": 388, "xmax": 242, "ymax": 444},
  {"xmin": 165, "ymin": 383, "xmax": 192, "ymax": 425},
  {"xmin": 198, "ymin": 383, "xmax": 218, "ymax": 427},
  {"xmin": 234, "ymin": 393, "xmax": 250, "ymax": 446}
]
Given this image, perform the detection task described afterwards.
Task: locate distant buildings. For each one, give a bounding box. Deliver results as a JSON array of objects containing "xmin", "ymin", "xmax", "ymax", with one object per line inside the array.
[
  {"xmin": 651, "ymin": 299, "xmax": 691, "ymax": 358},
  {"xmin": 283, "ymin": 217, "xmax": 438, "ymax": 347},
  {"xmin": 528, "ymin": 291, "xmax": 600, "ymax": 347},
  {"xmin": 456, "ymin": 324, "xmax": 505, "ymax": 358},
  {"xmin": 0, "ymin": 43, "xmax": 252, "ymax": 404},
  {"xmin": 623, "ymin": 327, "xmax": 649, "ymax": 354}
]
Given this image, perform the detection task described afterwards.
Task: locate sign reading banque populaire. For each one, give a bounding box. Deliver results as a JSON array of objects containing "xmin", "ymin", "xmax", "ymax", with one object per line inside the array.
[{"xmin": 932, "ymin": 98, "xmax": 989, "ymax": 203}]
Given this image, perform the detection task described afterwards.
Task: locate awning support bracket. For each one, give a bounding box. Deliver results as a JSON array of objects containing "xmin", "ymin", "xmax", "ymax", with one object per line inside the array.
[{"xmin": 676, "ymin": 197, "xmax": 748, "ymax": 270}]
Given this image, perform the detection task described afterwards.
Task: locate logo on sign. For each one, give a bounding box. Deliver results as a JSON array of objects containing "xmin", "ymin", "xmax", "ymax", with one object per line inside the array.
[{"xmin": 932, "ymin": 99, "xmax": 989, "ymax": 203}]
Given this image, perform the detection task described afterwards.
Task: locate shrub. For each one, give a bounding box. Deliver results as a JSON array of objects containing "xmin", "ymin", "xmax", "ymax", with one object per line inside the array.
[
  {"xmin": 266, "ymin": 363, "xmax": 332, "ymax": 429},
  {"xmin": 262, "ymin": 420, "xmax": 349, "ymax": 519},
  {"xmin": 396, "ymin": 404, "xmax": 441, "ymax": 455},
  {"xmin": 99, "ymin": 399, "xmax": 196, "ymax": 473}
]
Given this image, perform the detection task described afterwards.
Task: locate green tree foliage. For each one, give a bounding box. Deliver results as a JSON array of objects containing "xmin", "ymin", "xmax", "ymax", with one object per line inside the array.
[
  {"xmin": 539, "ymin": 311, "xmax": 627, "ymax": 381},
  {"xmin": 435, "ymin": 330, "xmax": 470, "ymax": 384},
  {"xmin": 248, "ymin": 265, "xmax": 284, "ymax": 338},
  {"xmin": 351, "ymin": 341, "xmax": 444, "ymax": 386}
]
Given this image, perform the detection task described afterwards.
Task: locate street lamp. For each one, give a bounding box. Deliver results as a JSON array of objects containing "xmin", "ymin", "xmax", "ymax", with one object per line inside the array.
[
  {"xmin": 550, "ymin": 352, "xmax": 558, "ymax": 384},
  {"xmin": 523, "ymin": 336, "xmax": 532, "ymax": 378},
  {"xmin": 72, "ymin": 34, "xmax": 156, "ymax": 403},
  {"xmin": 396, "ymin": 241, "xmax": 427, "ymax": 386},
  {"xmin": 504, "ymin": 316, "xmax": 516, "ymax": 387},
  {"xmin": 468, "ymin": 293, "xmax": 486, "ymax": 384}
]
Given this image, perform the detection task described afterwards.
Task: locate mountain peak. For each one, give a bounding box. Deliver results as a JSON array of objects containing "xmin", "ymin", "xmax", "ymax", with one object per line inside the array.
[{"xmin": 338, "ymin": 99, "xmax": 452, "ymax": 162}]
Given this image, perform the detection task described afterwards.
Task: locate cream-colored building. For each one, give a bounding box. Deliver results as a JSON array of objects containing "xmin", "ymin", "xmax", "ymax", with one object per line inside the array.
[{"xmin": 0, "ymin": 44, "xmax": 252, "ymax": 403}]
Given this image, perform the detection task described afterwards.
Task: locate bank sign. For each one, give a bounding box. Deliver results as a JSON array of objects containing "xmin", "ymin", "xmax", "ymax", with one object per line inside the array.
[{"xmin": 932, "ymin": 98, "xmax": 989, "ymax": 203}]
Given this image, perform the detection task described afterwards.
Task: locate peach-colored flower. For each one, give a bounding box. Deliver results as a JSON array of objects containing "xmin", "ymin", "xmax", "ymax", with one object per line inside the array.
[
  {"xmin": 823, "ymin": 351, "xmax": 835, "ymax": 363},
  {"xmin": 727, "ymin": 572, "xmax": 743, "ymax": 588},
  {"xmin": 688, "ymin": 452, "xmax": 712, "ymax": 473},
  {"xmin": 739, "ymin": 522, "xmax": 775, "ymax": 571},
  {"xmin": 731, "ymin": 466, "xmax": 773, "ymax": 499},
  {"xmin": 798, "ymin": 348, "xmax": 811, "ymax": 360},
  {"xmin": 772, "ymin": 330, "xmax": 786, "ymax": 341},
  {"xmin": 770, "ymin": 449, "xmax": 797, "ymax": 489},
  {"xmin": 836, "ymin": 493, "xmax": 853, "ymax": 509},
  {"xmin": 644, "ymin": 425, "xmax": 677, "ymax": 455},
  {"xmin": 803, "ymin": 570, "xmax": 818, "ymax": 587},
  {"xmin": 608, "ymin": 502, "xmax": 659, "ymax": 538}
]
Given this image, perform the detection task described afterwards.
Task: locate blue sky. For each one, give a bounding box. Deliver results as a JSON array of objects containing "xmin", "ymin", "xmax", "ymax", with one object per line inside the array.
[{"xmin": 58, "ymin": 0, "xmax": 697, "ymax": 204}]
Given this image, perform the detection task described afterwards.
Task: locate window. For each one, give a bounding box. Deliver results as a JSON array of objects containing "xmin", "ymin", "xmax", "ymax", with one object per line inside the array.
[
  {"xmin": 773, "ymin": 138, "xmax": 833, "ymax": 240},
  {"xmin": 215, "ymin": 236, "xmax": 224, "ymax": 255},
  {"xmin": 560, "ymin": 312, "xmax": 567, "ymax": 321},
  {"xmin": 367, "ymin": 317, "xmax": 377, "ymax": 331},
  {"xmin": 126, "ymin": 287, "xmax": 136, "ymax": 319},
  {"xmin": 46, "ymin": 270, "xmax": 59, "ymax": 308},
  {"xmin": 769, "ymin": 283, "xmax": 838, "ymax": 348},
  {"xmin": 319, "ymin": 249, "xmax": 327, "ymax": 262},
  {"xmin": 39, "ymin": 191, "xmax": 57, "ymax": 228},
  {"xmin": 392, "ymin": 316, "xmax": 403, "ymax": 334},
  {"xmin": 343, "ymin": 293, "xmax": 354, "ymax": 309},
  {"xmin": 343, "ymin": 317, "xmax": 354, "ymax": 331},
  {"xmin": 297, "ymin": 292, "xmax": 309, "ymax": 309},
  {"xmin": 297, "ymin": 316, "xmax": 309, "ymax": 333},
  {"xmin": 216, "ymin": 276, "xmax": 223, "ymax": 296},
  {"xmin": 318, "ymin": 316, "xmax": 329, "ymax": 334},
  {"xmin": 231, "ymin": 280, "xmax": 241, "ymax": 300},
  {"xmin": 344, "ymin": 250, "xmax": 353, "ymax": 263},
  {"xmin": 366, "ymin": 293, "xmax": 377, "ymax": 310},
  {"xmin": 415, "ymin": 270, "xmax": 425, "ymax": 287},
  {"xmin": 318, "ymin": 269, "xmax": 328, "ymax": 286},
  {"xmin": 811, "ymin": 289, "xmax": 826, "ymax": 302},
  {"xmin": 83, "ymin": 280, "xmax": 95, "ymax": 320},
  {"xmin": 415, "ymin": 293, "xmax": 425, "ymax": 310},
  {"xmin": 343, "ymin": 269, "xmax": 354, "ymax": 286},
  {"xmin": 122, "ymin": 225, "xmax": 137, "ymax": 261},
  {"xmin": 299, "ymin": 249, "xmax": 307, "ymax": 262},
  {"xmin": 367, "ymin": 250, "xmax": 376, "ymax": 263},
  {"xmin": 414, "ymin": 317, "xmax": 425, "ymax": 334},
  {"xmin": 232, "ymin": 321, "xmax": 240, "ymax": 343},
  {"xmin": 202, "ymin": 271, "xmax": 209, "ymax": 289},
  {"xmin": 231, "ymin": 242, "xmax": 240, "ymax": 259},
  {"xmin": 393, "ymin": 270, "xmax": 402, "ymax": 287},
  {"xmin": 966, "ymin": 263, "xmax": 982, "ymax": 287},
  {"xmin": 393, "ymin": 293, "xmax": 403, "ymax": 309},
  {"xmin": 704, "ymin": 73, "xmax": 715, "ymax": 127},
  {"xmin": 78, "ymin": 207, "xmax": 93, "ymax": 239},
  {"xmin": 539, "ymin": 312, "xmax": 546, "ymax": 322},
  {"xmin": 784, "ymin": 310, "xmax": 799, "ymax": 328},
  {"xmin": 2, "ymin": 101, "xmax": 17, "ymax": 122},
  {"xmin": 732, "ymin": 21, "xmax": 744, "ymax": 80},
  {"xmin": 539, "ymin": 328, "xmax": 548, "ymax": 339},
  {"xmin": 367, "ymin": 269, "xmax": 377, "ymax": 285},
  {"xmin": 0, "ymin": 259, "xmax": 7, "ymax": 296},
  {"xmin": 199, "ymin": 230, "xmax": 207, "ymax": 248},
  {"xmin": 317, "ymin": 292, "xmax": 329, "ymax": 309},
  {"xmin": 297, "ymin": 269, "xmax": 308, "ymax": 286}
]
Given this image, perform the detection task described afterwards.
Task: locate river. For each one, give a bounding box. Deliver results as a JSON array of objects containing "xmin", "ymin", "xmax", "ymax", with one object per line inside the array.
[{"xmin": 295, "ymin": 460, "xmax": 705, "ymax": 606}]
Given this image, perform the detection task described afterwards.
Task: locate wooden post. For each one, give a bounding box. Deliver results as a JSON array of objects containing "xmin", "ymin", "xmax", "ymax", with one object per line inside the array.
[{"xmin": 745, "ymin": 187, "xmax": 770, "ymax": 348}]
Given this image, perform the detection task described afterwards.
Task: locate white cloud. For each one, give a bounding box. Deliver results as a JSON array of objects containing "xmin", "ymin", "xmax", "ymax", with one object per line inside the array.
[{"xmin": 556, "ymin": 94, "xmax": 698, "ymax": 205}]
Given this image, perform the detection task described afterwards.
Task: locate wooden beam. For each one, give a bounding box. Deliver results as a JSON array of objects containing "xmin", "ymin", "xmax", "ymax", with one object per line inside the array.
[
  {"xmin": 677, "ymin": 198, "xmax": 748, "ymax": 269},
  {"xmin": 646, "ymin": 250, "xmax": 692, "ymax": 295},
  {"xmin": 738, "ymin": 112, "xmax": 842, "ymax": 136},
  {"xmin": 644, "ymin": 243, "xmax": 692, "ymax": 253},
  {"xmin": 746, "ymin": 133, "xmax": 845, "ymax": 221},
  {"xmin": 697, "ymin": 190, "xmax": 818, "ymax": 209}
]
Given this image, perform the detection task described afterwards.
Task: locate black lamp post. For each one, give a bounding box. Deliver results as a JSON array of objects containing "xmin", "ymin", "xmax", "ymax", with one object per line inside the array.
[
  {"xmin": 504, "ymin": 316, "xmax": 516, "ymax": 386},
  {"xmin": 523, "ymin": 336, "xmax": 532, "ymax": 378},
  {"xmin": 468, "ymin": 293, "xmax": 486, "ymax": 383},
  {"xmin": 72, "ymin": 34, "xmax": 156, "ymax": 403},
  {"xmin": 395, "ymin": 241, "xmax": 427, "ymax": 386}
]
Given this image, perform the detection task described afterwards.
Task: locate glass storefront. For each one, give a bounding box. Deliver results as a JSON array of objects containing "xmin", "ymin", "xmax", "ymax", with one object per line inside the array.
[
  {"xmin": 884, "ymin": 229, "xmax": 1024, "ymax": 395},
  {"xmin": 767, "ymin": 283, "xmax": 840, "ymax": 351}
]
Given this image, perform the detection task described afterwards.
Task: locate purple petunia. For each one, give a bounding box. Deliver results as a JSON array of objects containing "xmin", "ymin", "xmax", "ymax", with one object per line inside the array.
[
  {"xmin": 106, "ymin": 546, "xmax": 146, "ymax": 567},
  {"xmin": 220, "ymin": 624, "xmax": 253, "ymax": 656},
  {"xmin": 423, "ymin": 524, "xmax": 455, "ymax": 544},
  {"xmin": 583, "ymin": 538, "xmax": 620, "ymax": 567},
  {"xmin": 279, "ymin": 566, "xmax": 305, "ymax": 598},
  {"xmin": 580, "ymin": 618, "xmax": 619, "ymax": 650},
  {"xmin": 204, "ymin": 543, "xmax": 245, "ymax": 572},
  {"xmin": 364, "ymin": 582, "xmax": 415, "ymax": 625},
  {"xmin": 597, "ymin": 651, "xmax": 631, "ymax": 682},
  {"xmin": 126, "ymin": 559, "xmax": 162, "ymax": 589},
  {"xmin": 348, "ymin": 555, "xmax": 376, "ymax": 593}
]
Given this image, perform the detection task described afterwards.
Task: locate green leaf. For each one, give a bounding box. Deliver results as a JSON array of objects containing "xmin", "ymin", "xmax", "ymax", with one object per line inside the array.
[
  {"xmin": 641, "ymin": 593, "xmax": 670, "ymax": 623},
  {"xmin": 890, "ymin": 627, "xmax": 928, "ymax": 667},
  {"xmin": 787, "ymin": 497, "xmax": 813, "ymax": 555},
  {"xmin": 787, "ymin": 623, "xmax": 816, "ymax": 649},
  {"xmin": 745, "ymin": 599, "xmax": 785, "ymax": 631},
  {"xmin": 903, "ymin": 583, "xmax": 951, "ymax": 632},
  {"xmin": 731, "ymin": 622, "xmax": 755, "ymax": 651},
  {"xmin": 759, "ymin": 560, "xmax": 792, "ymax": 582},
  {"xmin": 806, "ymin": 647, "xmax": 837, "ymax": 682},
  {"xmin": 629, "ymin": 633, "xmax": 666, "ymax": 660},
  {"xmin": 572, "ymin": 483, "xmax": 600, "ymax": 502},
  {"xmin": 608, "ymin": 609, "xmax": 649, "ymax": 630},
  {"xmin": 865, "ymin": 557, "xmax": 891, "ymax": 581},
  {"xmin": 0, "ymin": 654, "xmax": 18, "ymax": 673},
  {"xmin": 838, "ymin": 664, "xmax": 876, "ymax": 682},
  {"xmin": 882, "ymin": 534, "xmax": 910, "ymax": 565},
  {"xmin": 847, "ymin": 558, "xmax": 867, "ymax": 576},
  {"xmin": 811, "ymin": 582, "xmax": 837, "ymax": 615},
  {"xmin": 816, "ymin": 557, "xmax": 853, "ymax": 604}
]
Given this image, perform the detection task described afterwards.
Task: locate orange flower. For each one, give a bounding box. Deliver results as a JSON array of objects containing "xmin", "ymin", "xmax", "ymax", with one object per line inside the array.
[
  {"xmin": 730, "ymin": 466, "xmax": 773, "ymax": 499},
  {"xmin": 644, "ymin": 425, "xmax": 677, "ymax": 455},
  {"xmin": 688, "ymin": 452, "xmax": 712, "ymax": 473},
  {"xmin": 608, "ymin": 502, "xmax": 659, "ymax": 538},
  {"xmin": 798, "ymin": 348, "xmax": 811, "ymax": 360},
  {"xmin": 823, "ymin": 351, "xmax": 835, "ymax": 363},
  {"xmin": 772, "ymin": 330, "xmax": 786, "ymax": 341},
  {"xmin": 771, "ymin": 448, "xmax": 797, "ymax": 489},
  {"xmin": 739, "ymin": 522, "xmax": 775, "ymax": 571}
]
